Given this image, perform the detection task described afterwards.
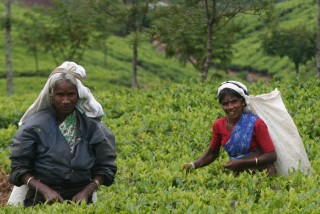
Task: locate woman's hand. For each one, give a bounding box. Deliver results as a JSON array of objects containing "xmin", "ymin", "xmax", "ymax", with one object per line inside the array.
[
  {"xmin": 222, "ymin": 150, "xmax": 277, "ymax": 173},
  {"xmin": 72, "ymin": 175, "xmax": 105, "ymax": 203},
  {"xmin": 183, "ymin": 147, "xmax": 219, "ymax": 173},
  {"xmin": 222, "ymin": 159, "xmax": 244, "ymax": 172},
  {"xmin": 72, "ymin": 188, "xmax": 92, "ymax": 203},
  {"xmin": 38, "ymin": 185, "xmax": 64, "ymax": 204},
  {"xmin": 21, "ymin": 174, "xmax": 64, "ymax": 204},
  {"xmin": 183, "ymin": 162, "xmax": 195, "ymax": 173}
]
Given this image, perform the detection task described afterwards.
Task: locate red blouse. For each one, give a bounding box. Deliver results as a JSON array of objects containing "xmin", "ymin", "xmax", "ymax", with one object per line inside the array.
[{"xmin": 210, "ymin": 117, "xmax": 275, "ymax": 153}]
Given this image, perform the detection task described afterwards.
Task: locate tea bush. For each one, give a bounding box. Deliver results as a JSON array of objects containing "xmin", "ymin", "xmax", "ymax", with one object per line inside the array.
[{"xmin": 1, "ymin": 78, "xmax": 319, "ymax": 213}]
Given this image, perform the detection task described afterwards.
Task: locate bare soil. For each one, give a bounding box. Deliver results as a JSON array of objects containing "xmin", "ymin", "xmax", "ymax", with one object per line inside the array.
[{"xmin": 0, "ymin": 170, "xmax": 13, "ymax": 206}]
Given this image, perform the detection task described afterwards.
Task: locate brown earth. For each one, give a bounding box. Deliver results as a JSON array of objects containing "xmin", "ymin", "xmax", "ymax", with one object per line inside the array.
[{"xmin": 0, "ymin": 169, "xmax": 13, "ymax": 206}]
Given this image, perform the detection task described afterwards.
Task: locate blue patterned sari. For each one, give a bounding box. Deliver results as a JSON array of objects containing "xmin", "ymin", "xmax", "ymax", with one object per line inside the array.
[{"xmin": 224, "ymin": 113, "xmax": 259, "ymax": 159}]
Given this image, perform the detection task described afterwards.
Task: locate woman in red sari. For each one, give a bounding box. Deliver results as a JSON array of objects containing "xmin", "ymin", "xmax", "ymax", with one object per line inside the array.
[{"xmin": 184, "ymin": 81, "xmax": 277, "ymax": 175}]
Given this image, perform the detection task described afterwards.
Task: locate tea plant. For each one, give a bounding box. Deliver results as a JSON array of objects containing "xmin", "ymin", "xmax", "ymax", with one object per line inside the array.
[{"xmin": 1, "ymin": 78, "xmax": 320, "ymax": 213}]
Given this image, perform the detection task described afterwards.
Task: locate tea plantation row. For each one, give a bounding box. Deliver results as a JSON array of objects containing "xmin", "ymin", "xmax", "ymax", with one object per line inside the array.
[{"xmin": 0, "ymin": 78, "xmax": 319, "ymax": 213}]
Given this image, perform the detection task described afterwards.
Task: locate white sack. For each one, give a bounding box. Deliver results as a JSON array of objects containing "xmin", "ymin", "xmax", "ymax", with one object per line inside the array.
[
  {"xmin": 245, "ymin": 89, "xmax": 312, "ymax": 175},
  {"xmin": 7, "ymin": 185, "xmax": 29, "ymax": 206}
]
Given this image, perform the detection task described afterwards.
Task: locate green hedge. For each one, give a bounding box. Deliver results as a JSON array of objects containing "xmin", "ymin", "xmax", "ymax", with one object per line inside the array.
[{"xmin": 1, "ymin": 78, "xmax": 319, "ymax": 212}]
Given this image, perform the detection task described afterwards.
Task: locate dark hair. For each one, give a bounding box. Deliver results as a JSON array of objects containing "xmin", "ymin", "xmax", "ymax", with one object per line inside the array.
[{"xmin": 218, "ymin": 88, "xmax": 244, "ymax": 104}]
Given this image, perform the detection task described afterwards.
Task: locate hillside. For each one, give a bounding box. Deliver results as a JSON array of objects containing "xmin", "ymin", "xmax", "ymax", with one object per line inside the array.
[
  {"xmin": 0, "ymin": 0, "xmax": 318, "ymax": 97},
  {"xmin": 231, "ymin": 0, "xmax": 317, "ymax": 80},
  {"xmin": 0, "ymin": 3, "xmax": 200, "ymax": 96}
]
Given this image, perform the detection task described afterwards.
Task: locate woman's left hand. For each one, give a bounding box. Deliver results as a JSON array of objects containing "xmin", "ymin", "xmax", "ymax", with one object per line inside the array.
[
  {"xmin": 222, "ymin": 159, "xmax": 244, "ymax": 172},
  {"xmin": 72, "ymin": 176, "xmax": 104, "ymax": 203},
  {"xmin": 72, "ymin": 188, "xmax": 91, "ymax": 203}
]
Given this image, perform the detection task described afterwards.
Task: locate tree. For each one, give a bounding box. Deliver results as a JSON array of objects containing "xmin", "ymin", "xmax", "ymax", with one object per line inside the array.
[
  {"xmin": 18, "ymin": 11, "xmax": 44, "ymax": 72},
  {"xmin": 262, "ymin": 26, "xmax": 316, "ymax": 74},
  {"xmin": 89, "ymin": 10, "xmax": 118, "ymax": 68},
  {"xmin": 5, "ymin": 0, "xmax": 13, "ymax": 96},
  {"xmin": 26, "ymin": 0, "xmax": 98, "ymax": 64},
  {"xmin": 151, "ymin": 0, "xmax": 274, "ymax": 83},
  {"xmin": 91, "ymin": 0, "xmax": 156, "ymax": 88},
  {"xmin": 89, "ymin": 0, "xmax": 123, "ymax": 68},
  {"xmin": 126, "ymin": 0, "xmax": 156, "ymax": 88}
]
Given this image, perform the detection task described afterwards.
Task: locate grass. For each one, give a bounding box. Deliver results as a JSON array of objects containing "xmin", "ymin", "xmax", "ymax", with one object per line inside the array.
[{"xmin": 231, "ymin": 0, "xmax": 317, "ymax": 80}]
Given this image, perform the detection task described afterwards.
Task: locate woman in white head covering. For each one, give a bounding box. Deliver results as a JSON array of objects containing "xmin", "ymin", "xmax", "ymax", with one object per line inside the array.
[
  {"xmin": 183, "ymin": 80, "xmax": 277, "ymax": 176},
  {"xmin": 19, "ymin": 61, "xmax": 104, "ymax": 125},
  {"xmin": 8, "ymin": 62, "xmax": 117, "ymax": 206}
]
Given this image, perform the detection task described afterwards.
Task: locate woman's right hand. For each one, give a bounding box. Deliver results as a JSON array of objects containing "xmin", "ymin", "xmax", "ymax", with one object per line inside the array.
[
  {"xmin": 183, "ymin": 162, "xmax": 195, "ymax": 173},
  {"xmin": 21, "ymin": 173, "xmax": 64, "ymax": 204},
  {"xmin": 183, "ymin": 147, "xmax": 219, "ymax": 173},
  {"xmin": 24, "ymin": 175, "xmax": 64, "ymax": 204},
  {"xmin": 38, "ymin": 184, "xmax": 64, "ymax": 204}
]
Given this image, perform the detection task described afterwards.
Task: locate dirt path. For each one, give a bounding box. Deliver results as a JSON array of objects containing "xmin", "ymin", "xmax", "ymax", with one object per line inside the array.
[{"xmin": 0, "ymin": 169, "xmax": 13, "ymax": 206}]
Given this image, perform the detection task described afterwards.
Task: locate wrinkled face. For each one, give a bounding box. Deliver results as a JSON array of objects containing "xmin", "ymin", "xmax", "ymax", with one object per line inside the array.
[
  {"xmin": 221, "ymin": 95, "xmax": 245, "ymax": 120},
  {"xmin": 52, "ymin": 79, "xmax": 78, "ymax": 118}
]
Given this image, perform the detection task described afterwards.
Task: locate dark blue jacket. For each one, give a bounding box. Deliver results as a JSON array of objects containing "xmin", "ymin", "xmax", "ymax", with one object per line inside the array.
[{"xmin": 9, "ymin": 108, "xmax": 117, "ymax": 188}]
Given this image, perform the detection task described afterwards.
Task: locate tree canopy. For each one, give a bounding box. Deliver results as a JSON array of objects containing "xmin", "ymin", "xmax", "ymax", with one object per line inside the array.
[
  {"xmin": 262, "ymin": 25, "xmax": 316, "ymax": 73},
  {"xmin": 150, "ymin": 0, "xmax": 274, "ymax": 82}
]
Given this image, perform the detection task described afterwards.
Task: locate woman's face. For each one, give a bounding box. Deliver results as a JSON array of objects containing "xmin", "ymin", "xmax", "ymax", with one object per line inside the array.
[
  {"xmin": 221, "ymin": 95, "xmax": 245, "ymax": 121},
  {"xmin": 52, "ymin": 79, "xmax": 78, "ymax": 118}
]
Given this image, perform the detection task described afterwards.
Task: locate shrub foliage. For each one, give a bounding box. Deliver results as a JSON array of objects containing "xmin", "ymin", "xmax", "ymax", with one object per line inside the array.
[{"xmin": 1, "ymin": 78, "xmax": 320, "ymax": 212}]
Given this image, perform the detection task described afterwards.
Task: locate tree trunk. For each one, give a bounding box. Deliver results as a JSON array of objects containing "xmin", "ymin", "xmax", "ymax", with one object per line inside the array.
[
  {"xmin": 34, "ymin": 46, "xmax": 39, "ymax": 72},
  {"xmin": 49, "ymin": 46, "xmax": 59, "ymax": 66},
  {"xmin": 295, "ymin": 62, "xmax": 299, "ymax": 74},
  {"xmin": 317, "ymin": 0, "xmax": 320, "ymax": 77},
  {"xmin": 131, "ymin": 41, "xmax": 138, "ymax": 88},
  {"xmin": 5, "ymin": 0, "xmax": 14, "ymax": 96},
  {"xmin": 130, "ymin": 0, "xmax": 138, "ymax": 88},
  {"xmin": 201, "ymin": 0, "xmax": 216, "ymax": 83},
  {"xmin": 201, "ymin": 23, "xmax": 214, "ymax": 83},
  {"xmin": 103, "ymin": 42, "xmax": 107, "ymax": 68}
]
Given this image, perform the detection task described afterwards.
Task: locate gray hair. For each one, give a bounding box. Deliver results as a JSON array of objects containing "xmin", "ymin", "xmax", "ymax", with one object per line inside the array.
[{"xmin": 48, "ymin": 70, "xmax": 78, "ymax": 97}]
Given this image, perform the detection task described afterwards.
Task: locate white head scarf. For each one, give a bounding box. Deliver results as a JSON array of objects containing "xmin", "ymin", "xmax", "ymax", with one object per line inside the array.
[
  {"xmin": 19, "ymin": 61, "xmax": 104, "ymax": 126},
  {"xmin": 218, "ymin": 80, "xmax": 248, "ymax": 96},
  {"xmin": 218, "ymin": 80, "xmax": 251, "ymax": 112}
]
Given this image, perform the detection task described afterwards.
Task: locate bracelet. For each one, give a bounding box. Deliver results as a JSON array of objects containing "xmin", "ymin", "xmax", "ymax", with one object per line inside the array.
[
  {"xmin": 190, "ymin": 162, "xmax": 195, "ymax": 169},
  {"xmin": 92, "ymin": 179, "xmax": 100, "ymax": 188},
  {"xmin": 26, "ymin": 177, "xmax": 34, "ymax": 186},
  {"xmin": 255, "ymin": 157, "xmax": 258, "ymax": 166}
]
